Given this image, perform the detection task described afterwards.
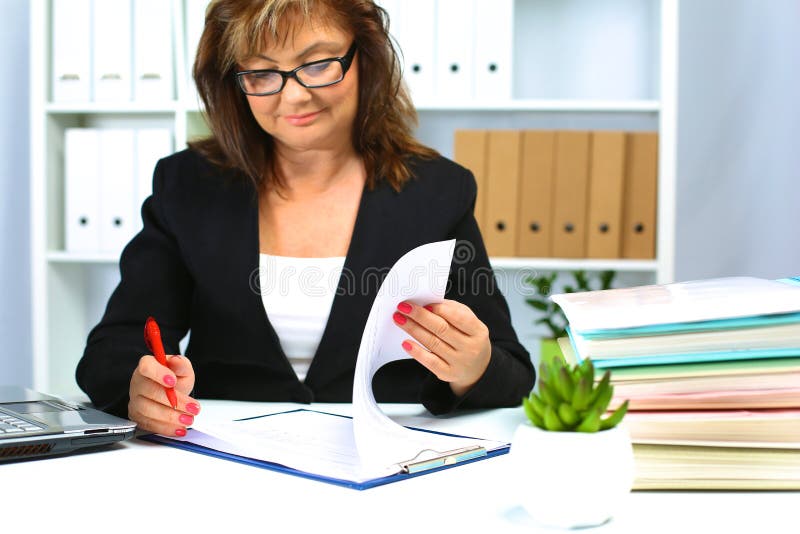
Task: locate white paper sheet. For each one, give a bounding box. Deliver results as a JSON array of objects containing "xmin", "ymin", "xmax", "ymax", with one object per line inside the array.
[
  {"xmin": 189, "ymin": 411, "xmax": 397, "ymax": 482},
  {"xmin": 180, "ymin": 240, "xmax": 504, "ymax": 480},
  {"xmin": 552, "ymin": 277, "xmax": 800, "ymax": 332},
  {"xmin": 350, "ymin": 239, "xmax": 490, "ymax": 468}
]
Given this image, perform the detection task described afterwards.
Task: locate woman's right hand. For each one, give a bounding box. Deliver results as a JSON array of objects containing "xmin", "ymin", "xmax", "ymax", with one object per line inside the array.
[{"xmin": 128, "ymin": 354, "xmax": 201, "ymax": 436}]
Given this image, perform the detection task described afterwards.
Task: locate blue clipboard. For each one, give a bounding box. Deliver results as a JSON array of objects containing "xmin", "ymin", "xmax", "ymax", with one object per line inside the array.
[{"xmin": 140, "ymin": 409, "xmax": 509, "ymax": 490}]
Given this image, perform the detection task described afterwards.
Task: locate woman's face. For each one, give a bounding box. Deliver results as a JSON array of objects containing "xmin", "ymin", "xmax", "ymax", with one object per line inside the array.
[{"xmin": 239, "ymin": 18, "xmax": 359, "ymax": 154}]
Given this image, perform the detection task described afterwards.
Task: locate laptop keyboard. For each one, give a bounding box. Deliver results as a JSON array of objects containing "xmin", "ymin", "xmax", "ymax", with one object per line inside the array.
[{"xmin": 0, "ymin": 413, "xmax": 45, "ymax": 434}]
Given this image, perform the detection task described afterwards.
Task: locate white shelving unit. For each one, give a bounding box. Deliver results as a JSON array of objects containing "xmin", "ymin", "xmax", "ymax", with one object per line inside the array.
[{"xmin": 29, "ymin": 0, "xmax": 678, "ymax": 398}]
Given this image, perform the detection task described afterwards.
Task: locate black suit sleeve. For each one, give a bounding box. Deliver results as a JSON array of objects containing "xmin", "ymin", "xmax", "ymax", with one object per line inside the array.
[
  {"xmin": 420, "ymin": 169, "xmax": 535, "ymax": 414},
  {"xmin": 76, "ymin": 159, "xmax": 193, "ymax": 417}
]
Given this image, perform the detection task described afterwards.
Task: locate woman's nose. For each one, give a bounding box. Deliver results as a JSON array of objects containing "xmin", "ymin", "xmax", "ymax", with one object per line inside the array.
[{"xmin": 280, "ymin": 76, "xmax": 313, "ymax": 103}]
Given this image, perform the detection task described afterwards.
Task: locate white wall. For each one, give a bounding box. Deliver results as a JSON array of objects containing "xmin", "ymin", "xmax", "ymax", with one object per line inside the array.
[
  {"xmin": 675, "ymin": 0, "xmax": 800, "ymax": 281},
  {"xmin": 0, "ymin": 0, "xmax": 31, "ymax": 387}
]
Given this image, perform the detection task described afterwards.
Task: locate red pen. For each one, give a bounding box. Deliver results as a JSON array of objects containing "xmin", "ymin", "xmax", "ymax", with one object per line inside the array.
[{"xmin": 144, "ymin": 316, "xmax": 178, "ymax": 409}]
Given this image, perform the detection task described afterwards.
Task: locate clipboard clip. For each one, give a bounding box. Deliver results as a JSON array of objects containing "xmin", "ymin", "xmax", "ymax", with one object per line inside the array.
[{"xmin": 398, "ymin": 445, "xmax": 487, "ymax": 474}]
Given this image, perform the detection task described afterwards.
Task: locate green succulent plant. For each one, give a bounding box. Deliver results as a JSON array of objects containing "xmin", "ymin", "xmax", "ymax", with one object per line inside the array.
[{"xmin": 522, "ymin": 357, "xmax": 629, "ymax": 433}]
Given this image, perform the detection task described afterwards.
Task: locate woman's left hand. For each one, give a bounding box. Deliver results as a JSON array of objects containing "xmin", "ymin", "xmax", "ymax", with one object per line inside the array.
[{"xmin": 393, "ymin": 300, "xmax": 491, "ymax": 397}]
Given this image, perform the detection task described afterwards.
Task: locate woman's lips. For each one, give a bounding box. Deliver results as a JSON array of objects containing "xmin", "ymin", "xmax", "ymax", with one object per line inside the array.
[{"xmin": 284, "ymin": 110, "xmax": 322, "ymax": 126}]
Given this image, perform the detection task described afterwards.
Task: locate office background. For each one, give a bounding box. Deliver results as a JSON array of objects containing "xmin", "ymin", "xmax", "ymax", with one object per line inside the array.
[{"xmin": 1, "ymin": 0, "xmax": 799, "ymax": 389}]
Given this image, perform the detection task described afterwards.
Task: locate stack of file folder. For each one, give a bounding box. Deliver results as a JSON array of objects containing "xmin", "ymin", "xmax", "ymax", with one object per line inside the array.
[{"xmin": 553, "ymin": 276, "xmax": 800, "ymax": 490}]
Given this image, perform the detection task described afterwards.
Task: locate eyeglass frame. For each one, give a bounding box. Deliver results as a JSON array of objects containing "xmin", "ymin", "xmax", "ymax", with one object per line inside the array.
[{"xmin": 234, "ymin": 42, "xmax": 358, "ymax": 96}]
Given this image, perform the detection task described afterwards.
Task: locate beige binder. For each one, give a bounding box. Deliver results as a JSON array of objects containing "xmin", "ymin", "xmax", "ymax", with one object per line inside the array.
[
  {"xmin": 484, "ymin": 130, "xmax": 522, "ymax": 257},
  {"xmin": 516, "ymin": 130, "xmax": 556, "ymax": 257},
  {"xmin": 622, "ymin": 132, "xmax": 659, "ymax": 259},
  {"xmin": 453, "ymin": 130, "xmax": 489, "ymax": 235},
  {"xmin": 586, "ymin": 131, "xmax": 626, "ymax": 258},
  {"xmin": 551, "ymin": 131, "xmax": 591, "ymax": 258}
]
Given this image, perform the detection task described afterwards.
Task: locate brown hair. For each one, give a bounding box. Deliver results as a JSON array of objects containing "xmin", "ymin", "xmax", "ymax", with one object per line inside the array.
[{"xmin": 189, "ymin": 0, "xmax": 437, "ymax": 192}]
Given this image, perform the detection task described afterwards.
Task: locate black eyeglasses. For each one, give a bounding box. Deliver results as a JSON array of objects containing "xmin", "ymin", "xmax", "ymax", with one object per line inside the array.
[{"xmin": 235, "ymin": 42, "xmax": 357, "ymax": 96}]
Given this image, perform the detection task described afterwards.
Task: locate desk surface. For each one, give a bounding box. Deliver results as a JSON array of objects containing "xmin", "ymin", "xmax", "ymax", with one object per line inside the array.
[{"xmin": 2, "ymin": 401, "xmax": 796, "ymax": 533}]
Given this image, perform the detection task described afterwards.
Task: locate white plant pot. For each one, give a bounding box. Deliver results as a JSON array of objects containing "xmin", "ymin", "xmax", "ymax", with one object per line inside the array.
[{"xmin": 509, "ymin": 422, "xmax": 634, "ymax": 529}]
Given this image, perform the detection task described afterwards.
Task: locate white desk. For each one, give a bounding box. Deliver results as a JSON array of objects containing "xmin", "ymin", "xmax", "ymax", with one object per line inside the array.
[{"xmin": 2, "ymin": 401, "xmax": 796, "ymax": 533}]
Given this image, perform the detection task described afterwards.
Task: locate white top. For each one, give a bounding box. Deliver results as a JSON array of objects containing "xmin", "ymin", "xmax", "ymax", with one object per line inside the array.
[{"xmin": 258, "ymin": 254, "xmax": 346, "ymax": 381}]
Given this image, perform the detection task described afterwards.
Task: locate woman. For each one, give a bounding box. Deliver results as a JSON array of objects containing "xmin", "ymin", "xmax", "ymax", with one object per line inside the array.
[{"xmin": 77, "ymin": 0, "xmax": 534, "ymax": 436}]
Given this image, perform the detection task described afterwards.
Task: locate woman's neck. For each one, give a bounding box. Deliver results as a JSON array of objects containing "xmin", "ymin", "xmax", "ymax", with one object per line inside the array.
[{"xmin": 272, "ymin": 142, "xmax": 363, "ymax": 198}]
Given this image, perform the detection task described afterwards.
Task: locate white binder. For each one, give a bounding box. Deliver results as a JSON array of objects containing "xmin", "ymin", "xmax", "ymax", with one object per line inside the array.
[
  {"xmin": 399, "ymin": 0, "xmax": 437, "ymax": 103},
  {"xmin": 52, "ymin": 0, "xmax": 92, "ymax": 102},
  {"xmin": 434, "ymin": 0, "xmax": 475, "ymax": 101},
  {"xmin": 134, "ymin": 128, "xmax": 173, "ymax": 235},
  {"xmin": 133, "ymin": 0, "xmax": 174, "ymax": 102},
  {"xmin": 65, "ymin": 129, "xmax": 101, "ymax": 252},
  {"xmin": 99, "ymin": 129, "xmax": 136, "ymax": 254},
  {"xmin": 93, "ymin": 0, "xmax": 133, "ymax": 102},
  {"xmin": 185, "ymin": 0, "xmax": 210, "ymax": 104},
  {"xmin": 375, "ymin": 0, "xmax": 405, "ymax": 73},
  {"xmin": 474, "ymin": 0, "xmax": 514, "ymax": 101}
]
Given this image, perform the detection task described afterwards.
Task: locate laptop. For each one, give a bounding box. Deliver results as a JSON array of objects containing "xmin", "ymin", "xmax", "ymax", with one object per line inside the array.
[{"xmin": 0, "ymin": 385, "xmax": 136, "ymax": 462}]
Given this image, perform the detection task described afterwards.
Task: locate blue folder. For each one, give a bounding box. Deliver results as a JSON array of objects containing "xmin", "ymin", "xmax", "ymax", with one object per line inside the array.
[
  {"xmin": 566, "ymin": 327, "xmax": 800, "ymax": 369},
  {"xmin": 576, "ymin": 311, "xmax": 800, "ymax": 340},
  {"xmin": 140, "ymin": 409, "xmax": 509, "ymax": 490}
]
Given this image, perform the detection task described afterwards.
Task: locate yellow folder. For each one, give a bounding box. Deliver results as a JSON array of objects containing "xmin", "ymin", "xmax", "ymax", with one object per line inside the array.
[
  {"xmin": 484, "ymin": 130, "xmax": 522, "ymax": 257},
  {"xmin": 516, "ymin": 130, "xmax": 556, "ymax": 257},
  {"xmin": 551, "ymin": 131, "xmax": 591, "ymax": 258},
  {"xmin": 587, "ymin": 131, "xmax": 626, "ymax": 258},
  {"xmin": 622, "ymin": 132, "xmax": 659, "ymax": 259}
]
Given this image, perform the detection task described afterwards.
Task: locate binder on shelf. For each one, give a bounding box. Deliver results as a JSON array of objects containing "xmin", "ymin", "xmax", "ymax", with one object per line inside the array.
[
  {"xmin": 453, "ymin": 130, "xmax": 488, "ymax": 236},
  {"xmin": 483, "ymin": 130, "xmax": 522, "ymax": 257},
  {"xmin": 92, "ymin": 0, "xmax": 133, "ymax": 102},
  {"xmin": 586, "ymin": 131, "xmax": 626, "ymax": 258},
  {"xmin": 551, "ymin": 131, "xmax": 591, "ymax": 258},
  {"xmin": 622, "ymin": 132, "xmax": 659, "ymax": 259},
  {"xmin": 99, "ymin": 129, "xmax": 136, "ymax": 254},
  {"xmin": 375, "ymin": 0, "xmax": 404, "ymax": 73},
  {"xmin": 65, "ymin": 129, "xmax": 101, "ymax": 253},
  {"xmin": 516, "ymin": 130, "xmax": 556, "ymax": 257},
  {"xmin": 399, "ymin": 0, "xmax": 436, "ymax": 102},
  {"xmin": 185, "ymin": 0, "xmax": 210, "ymax": 105},
  {"xmin": 133, "ymin": 0, "xmax": 174, "ymax": 102},
  {"xmin": 473, "ymin": 0, "xmax": 514, "ymax": 101},
  {"xmin": 135, "ymin": 129, "xmax": 173, "ymax": 214},
  {"xmin": 434, "ymin": 0, "xmax": 475, "ymax": 101},
  {"xmin": 52, "ymin": 0, "xmax": 92, "ymax": 103}
]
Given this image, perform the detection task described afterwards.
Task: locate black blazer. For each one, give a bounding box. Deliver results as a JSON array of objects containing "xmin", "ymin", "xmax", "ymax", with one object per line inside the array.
[{"xmin": 77, "ymin": 149, "xmax": 534, "ymax": 418}]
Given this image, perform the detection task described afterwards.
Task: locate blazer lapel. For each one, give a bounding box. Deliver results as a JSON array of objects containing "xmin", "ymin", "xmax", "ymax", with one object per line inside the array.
[
  {"xmin": 303, "ymin": 180, "xmax": 397, "ymax": 391},
  {"xmin": 211, "ymin": 176, "xmax": 294, "ymax": 374}
]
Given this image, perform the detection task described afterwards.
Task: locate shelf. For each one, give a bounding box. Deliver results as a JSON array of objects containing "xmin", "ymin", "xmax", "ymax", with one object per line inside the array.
[
  {"xmin": 46, "ymin": 102, "xmax": 179, "ymax": 114},
  {"xmin": 44, "ymin": 252, "xmax": 657, "ymax": 273},
  {"xmin": 47, "ymin": 251, "xmax": 120, "ymax": 264},
  {"xmin": 489, "ymin": 258, "xmax": 658, "ymax": 272},
  {"xmin": 414, "ymin": 99, "xmax": 660, "ymax": 113}
]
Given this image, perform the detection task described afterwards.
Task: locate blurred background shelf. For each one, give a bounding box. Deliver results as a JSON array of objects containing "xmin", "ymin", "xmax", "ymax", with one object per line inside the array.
[{"xmin": 30, "ymin": 0, "xmax": 678, "ymax": 397}]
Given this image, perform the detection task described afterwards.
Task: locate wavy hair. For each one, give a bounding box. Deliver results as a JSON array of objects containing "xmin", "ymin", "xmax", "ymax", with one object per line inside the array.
[{"xmin": 189, "ymin": 0, "xmax": 437, "ymax": 192}]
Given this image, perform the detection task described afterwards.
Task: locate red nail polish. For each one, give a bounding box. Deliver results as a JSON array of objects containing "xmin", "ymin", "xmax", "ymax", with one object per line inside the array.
[
  {"xmin": 397, "ymin": 302, "xmax": 412, "ymax": 314},
  {"xmin": 186, "ymin": 403, "xmax": 200, "ymax": 415},
  {"xmin": 424, "ymin": 305, "xmax": 434, "ymax": 312},
  {"xmin": 163, "ymin": 375, "xmax": 176, "ymax": 387},
  {"xmin": 179, "ymin": 414, "xmax": 194, "ymax": 425},
  {"xmin": 175, "ymin": 428, "xmax": 187, "ymax": 437},
  {"xmin": 393, "ymin": 312, "xmax": 407, "ymax": 325},
  {"xmin": 402, "ymin": 341, "xmax": 413, "ymax": 351}
]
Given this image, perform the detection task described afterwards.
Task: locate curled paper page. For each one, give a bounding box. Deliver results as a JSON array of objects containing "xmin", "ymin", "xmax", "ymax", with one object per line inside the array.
[{"xmin": 352, "ymin": 239, "xmax": 486, "ymax": 468}]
